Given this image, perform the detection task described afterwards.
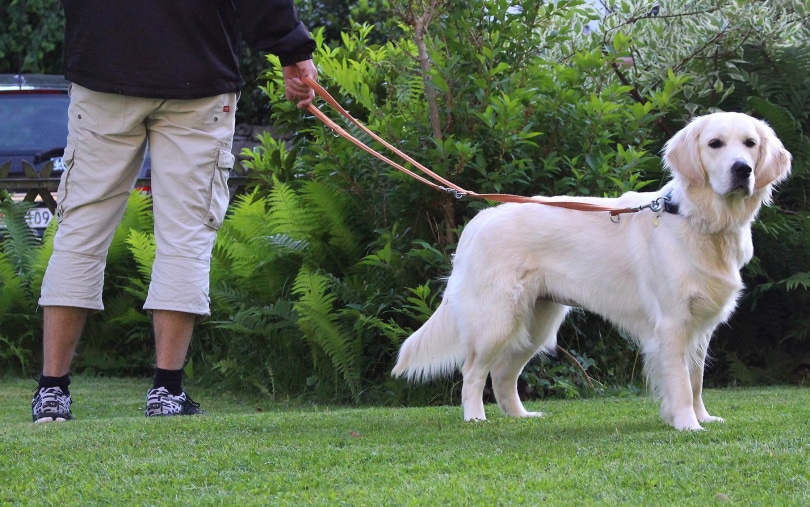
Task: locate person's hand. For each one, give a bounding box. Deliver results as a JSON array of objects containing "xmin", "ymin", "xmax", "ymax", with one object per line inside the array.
[{"xmin": 282, "ymin": 59, "xmax": 317, "ymax": 109}]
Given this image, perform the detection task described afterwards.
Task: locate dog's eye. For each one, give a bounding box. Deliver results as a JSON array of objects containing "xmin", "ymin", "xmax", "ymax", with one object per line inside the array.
[
  {"xmin": 708, "ymin": 139, "xmax": 724, "ymax": 149},
  {"xmin": 744, "ymin": 138, "xmax": 757, "ymax": 148}
]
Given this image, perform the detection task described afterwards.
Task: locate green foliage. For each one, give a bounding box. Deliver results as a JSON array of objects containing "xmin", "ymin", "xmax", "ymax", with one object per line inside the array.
[
  {"xmin": 0, "ymin": 0, "xmax": 64, "ymax": 74},
  {"xmin": 201, "ymin": 177, "xmax": 413, "ymax": 401},
  {"xmin": 242, "ymin": 0, "xmax": 810, "ymax": 399},
  {"xmin": 0, "ymin": 198, "xmax": 47, "ymax": 372},
  {"xmin": 3, "ymin": 1, "xmax": 809, "ymax": 399},
  {"xmin": 297, "ymin": 0, "xmax": 396, "ymax": 46}
]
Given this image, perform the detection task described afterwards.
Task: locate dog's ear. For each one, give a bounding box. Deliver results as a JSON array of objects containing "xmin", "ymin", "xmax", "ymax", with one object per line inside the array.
[
  {"xmin": 754, "ymin": 119, "xmax": 792, "ymax": 190},
  {"xmin": 663, "ymin": 116, "xmax": 706, "ymax": 187}
]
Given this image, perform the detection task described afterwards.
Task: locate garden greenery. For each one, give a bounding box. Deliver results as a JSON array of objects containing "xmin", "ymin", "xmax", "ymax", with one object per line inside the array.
[{"xmin": 1, "ymin": 0, "xmax": 808, "ymax": 403}]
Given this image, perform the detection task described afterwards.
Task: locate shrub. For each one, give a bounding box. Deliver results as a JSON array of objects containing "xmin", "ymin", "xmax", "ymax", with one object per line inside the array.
[{"xmin": 2, "ymin": 1, "xmax": 808, "ymax": 400}]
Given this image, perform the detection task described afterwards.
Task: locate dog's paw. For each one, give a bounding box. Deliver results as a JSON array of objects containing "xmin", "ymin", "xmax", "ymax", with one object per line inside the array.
[
  {"xmin": 462, "ymin": 403, "xmax": 487, "ymax": 421},
  {"xmin": 699, "ymin": 415, "xmax": 725, "ymax": 424},
  {"xmin": 464, "ymin": 416, "xmax": 487, "ymax": 422},
  {"xmin": 503, "ymin": 408, "xmax": 546, "ymax": 418},
  {"xmin": 675, "ymin": 422, "xmax": 705, "ymax": 431},
  {"xmin": 670, "ymin": 413, "xmax": 704, "ymax": 431},
  {"xmin": 522, "ymin": 411, "xmax": 546, "ymax": 418}
]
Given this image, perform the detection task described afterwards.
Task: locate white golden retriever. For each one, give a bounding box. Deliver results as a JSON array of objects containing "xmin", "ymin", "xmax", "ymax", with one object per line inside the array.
[{"xmin": 392, "ymin": 112, "xmax": 792, "ymax": 430}]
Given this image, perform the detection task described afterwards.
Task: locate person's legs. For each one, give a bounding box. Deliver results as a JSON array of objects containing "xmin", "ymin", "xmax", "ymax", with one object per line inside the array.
[
  {"xmin": 34, "ymin": 85, "xmax": 152, "ymax": 422},
  {"xmin": 142, "ymin": 92, "xmax": 238, "ymax": 416},
  {"xmin": 32, "ymin": 305, "xmax": 85, "ymax": 422},
  {"xmin": 143, "ymin": 92, "xmax": 237, "ymax": 316},
  {"xmin": 153, "ymin": 309, "xmax": 195, "ymax": 370},
  {"xmin": 145, "ymin": 309, "xmax": 203, "ymax": 416},
  {"xmin": 41, "ymin": 306, "xmax": 90, "ymax": 377},
  {"xmin": 40, "ymin": 85, "xmax": 150, "ymax": 310}
]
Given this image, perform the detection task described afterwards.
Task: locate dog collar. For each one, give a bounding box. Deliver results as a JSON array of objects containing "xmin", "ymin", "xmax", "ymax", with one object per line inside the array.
[
  {"xmin": 642, "ymin": 192, "xmax": 680, "ymax": 215},
  {"xmin": 663, "ymin": 198, "xmax": 680, "ymax": 215},
  {"xmin": 658, "ymin": 191, "xmax": 680, "ymax": 215}
]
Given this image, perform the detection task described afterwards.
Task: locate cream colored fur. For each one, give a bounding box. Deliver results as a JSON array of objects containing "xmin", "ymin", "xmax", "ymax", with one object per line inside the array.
[{"xmin": 392, "ymin": 112, "xmax": 792, "ymax": 430}]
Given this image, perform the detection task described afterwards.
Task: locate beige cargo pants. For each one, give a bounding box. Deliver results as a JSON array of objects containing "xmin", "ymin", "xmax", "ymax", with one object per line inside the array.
[{"xmin": 39, "ymin": 84, "xmax": 238, "ymax": 316}]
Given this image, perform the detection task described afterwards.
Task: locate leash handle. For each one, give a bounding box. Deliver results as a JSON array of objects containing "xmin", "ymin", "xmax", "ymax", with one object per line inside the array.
[{"xmin": 302, "ymin": 77, "xmax": 639, "ymax": 216}]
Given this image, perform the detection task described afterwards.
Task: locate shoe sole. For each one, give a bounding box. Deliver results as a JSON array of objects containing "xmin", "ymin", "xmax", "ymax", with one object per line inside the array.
[{"xmin": 34, "ymin": 416, "xmax": 70, "ymax": 423}]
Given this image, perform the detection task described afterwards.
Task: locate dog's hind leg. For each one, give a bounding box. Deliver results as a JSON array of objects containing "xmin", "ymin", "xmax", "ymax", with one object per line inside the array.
[
  {"xmin": 490, "ymin": 302, "xmax": 569, "ymax": 418},
  {"xmin": 458, "ymin": 294, "xmax": 524, "ymax": 421},
  {"xmin": 460, "ymin": 349, "xmax": 493, "ymax": 421}
]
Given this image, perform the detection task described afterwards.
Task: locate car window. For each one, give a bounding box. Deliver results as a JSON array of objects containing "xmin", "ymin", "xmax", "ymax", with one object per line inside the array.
[{"xmin": 0, "ymin": 94, "xmax": 70, "ymax": 152}]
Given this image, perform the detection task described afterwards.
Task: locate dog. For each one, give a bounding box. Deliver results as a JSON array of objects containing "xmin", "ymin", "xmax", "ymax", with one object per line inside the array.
[{"xmin": 392, "ymin": 112, "xmax": 792, "ymax": 430}]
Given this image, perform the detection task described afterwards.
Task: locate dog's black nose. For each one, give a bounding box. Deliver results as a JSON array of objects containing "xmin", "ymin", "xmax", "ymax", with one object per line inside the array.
[{"xmin": 732, "ymin": 161, "xmax": 752, "ymax": 178}]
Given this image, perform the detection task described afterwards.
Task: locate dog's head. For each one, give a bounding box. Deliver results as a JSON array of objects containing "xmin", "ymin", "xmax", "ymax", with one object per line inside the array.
[{"xmin": 663, "ymin": 112, "xmax": 792, "ymax": 196}]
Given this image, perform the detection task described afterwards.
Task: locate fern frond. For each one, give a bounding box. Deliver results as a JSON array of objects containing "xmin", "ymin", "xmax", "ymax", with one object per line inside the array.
[
  {"xmin": 301, "ymin": 180, "xmax": 362, "ymax": 259},
  {"xmin": 211, "ymin": 300, "xmax": 297, "ymax": 336},
  {"xmin": 125, "ymin": 229, "xmax": 156, "ymax": 282},
  {"xmin": 213, "ymin": 191, "xmax": 277, "ymax": 285},
  {"xmin": 218, "ymin": 190, "xmax": 273, "ymax": 244},
  {"xmin": 29, "ymin": 221, "xmax": 55, "ymax": 299},
  {"xmin": 0, "ymin": 252, "xmax": 27, "ymax": 314},
  {"xmin": 0, "ymin": 199, "xmax": 40, "ymax": 277},
  {"xmin": 293, "ymin": 266, "xmax": 361, "ymax": 394},
  {"xmin": 266, "ymin": 177, "xmax": 317, "ymax": 238},
  {"xmin": 109, "ymin": 190, "xmax": 153, "ymax": 266},
  {"xmin": 393, "ymin": 74, "xmax": 425, "ymax": 105},
  {"xmin": 779, "ymin": 272, "xmax": 810, "ymax": 292}
]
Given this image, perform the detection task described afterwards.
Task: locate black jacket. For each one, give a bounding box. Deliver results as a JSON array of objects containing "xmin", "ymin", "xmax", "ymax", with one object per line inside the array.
[{"xmin": 61, "ymin": 0, "xmax": 316, "ymax": 99}]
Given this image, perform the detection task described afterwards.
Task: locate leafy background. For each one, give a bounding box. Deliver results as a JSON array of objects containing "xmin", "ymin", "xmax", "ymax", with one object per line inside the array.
[{"xmin": 1, "ymin": 0, "xmax": 808, "ymax": 404}]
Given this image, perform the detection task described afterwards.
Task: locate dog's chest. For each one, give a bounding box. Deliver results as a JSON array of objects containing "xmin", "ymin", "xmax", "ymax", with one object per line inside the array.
[
  {"xmin": 673, "ymin": 231, "xmax": 747, "ymax": 324},
  {"xmin": 685, "ymin": 259, "xmax": 743, "ymax": 325}
]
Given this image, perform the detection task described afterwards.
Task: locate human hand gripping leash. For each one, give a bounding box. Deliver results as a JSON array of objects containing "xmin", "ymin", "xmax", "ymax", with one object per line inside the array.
[{"xmin": 302, "ymin": 77, "xmax": 648, "ymax": 218}]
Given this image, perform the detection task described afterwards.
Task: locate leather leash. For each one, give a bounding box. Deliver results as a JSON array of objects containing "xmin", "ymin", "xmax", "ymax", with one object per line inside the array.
[{"xmin": 302, "ymin": 77, "xmax": 641, "ymax": 217}]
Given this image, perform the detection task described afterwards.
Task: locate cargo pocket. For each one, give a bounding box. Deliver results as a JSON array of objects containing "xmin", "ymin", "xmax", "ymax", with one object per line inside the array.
[
  {"xmin": 55, "ymin": 138, "xmax": 77, "ymax": 223},
  {"xmin": 203, "ymin": 147, "xmax": 234, "ymax": 230}
]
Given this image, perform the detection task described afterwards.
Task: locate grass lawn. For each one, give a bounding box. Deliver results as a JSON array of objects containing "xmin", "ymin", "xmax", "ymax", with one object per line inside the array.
[{"xmin": 0, "ymin": 377, "xmax": 807, "ymax": 506}]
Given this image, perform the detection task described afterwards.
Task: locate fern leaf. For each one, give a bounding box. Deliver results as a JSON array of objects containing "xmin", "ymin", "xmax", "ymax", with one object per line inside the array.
[
  {"xmin": 301, "ymin": 180, "xmax": 361, "ymax": 259},
  {"xmin": 266, "ymin": 177, "xmax": 317, "ymax": 238},
  {"xmin": 0, "ymin": 199, "xmax": 40, "ymax": 277},
  {"xmin": 125, "ymin": 229, "xmax": 156, "ymax": 281},
  {"xmin": 109, "ymin": 190, "xmax": 153, "ymax": 266},
  {"xmin": 292, "ymin": 266, "xmax": 361, "ymax": 394},
  {"xmin": 0, "ymin": 252, "xmax": 27, "ymax": 314}
]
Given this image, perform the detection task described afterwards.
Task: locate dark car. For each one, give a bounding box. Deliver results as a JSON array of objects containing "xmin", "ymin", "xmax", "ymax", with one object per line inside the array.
[
  {"xmin": 0, "ymin": 74, "xmax": 68, "ymax": 232},
  {"xmin": 0, "ymin": 74, "xmax": 151, "ymax": 234},
  {"xmin": 1, "ymin": 74, "xmax": 255, "ymax": 236}
]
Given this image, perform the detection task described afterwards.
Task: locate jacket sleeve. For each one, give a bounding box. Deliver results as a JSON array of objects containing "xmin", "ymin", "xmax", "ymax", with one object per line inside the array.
[{"xmin": 235, "ymin": 0, "xmax": 316, "ymax": 66}]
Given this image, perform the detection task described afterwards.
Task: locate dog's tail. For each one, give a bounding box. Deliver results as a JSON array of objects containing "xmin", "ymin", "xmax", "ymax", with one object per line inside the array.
[{"xmin": 391, "ymin": 300, "xmax": 464, "ymax": 382}]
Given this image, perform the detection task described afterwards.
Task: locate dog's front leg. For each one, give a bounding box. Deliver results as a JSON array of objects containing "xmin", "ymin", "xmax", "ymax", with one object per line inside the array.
[
  {"xmin": 690, "ymin": 336, "xmax": 725, "ymax": 424},
  {"xmin": 647, "ymin": 334, "xmax": 703, "ymax": 430}
]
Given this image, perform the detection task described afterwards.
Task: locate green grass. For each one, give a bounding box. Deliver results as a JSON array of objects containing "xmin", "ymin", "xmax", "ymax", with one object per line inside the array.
[{"xmin": 1, "ymin": 377, "xmax": 807, "ymax": 506}]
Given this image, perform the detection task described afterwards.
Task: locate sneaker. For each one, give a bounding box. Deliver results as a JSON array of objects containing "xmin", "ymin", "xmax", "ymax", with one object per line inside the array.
[
  {"xmin": 32, "ymin": 386, "xmax": 74, "ymax": 423},
  {"xmin": 145, "ymin": 387, "xmax": 202, "ymax": 417}
]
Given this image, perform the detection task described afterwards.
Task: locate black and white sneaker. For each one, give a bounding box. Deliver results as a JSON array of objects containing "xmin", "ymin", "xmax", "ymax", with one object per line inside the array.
[
  {"xmin": 32, "ymin": 386, "xmax": 74, "ymax": 423},
  {"xmin": 145, "ymin": 387, "xmax": 202, "ymax": 417}
]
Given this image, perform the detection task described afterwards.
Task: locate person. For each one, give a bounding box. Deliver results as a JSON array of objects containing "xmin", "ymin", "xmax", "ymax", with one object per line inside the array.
[{"xmin": 31, "ymin": 0, "xmax": 318, "ymax": 423}]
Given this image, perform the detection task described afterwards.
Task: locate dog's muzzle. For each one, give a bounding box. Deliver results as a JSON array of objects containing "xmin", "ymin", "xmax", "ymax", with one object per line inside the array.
[{"xmin": 730, "ymin": 161, "xmax": 753, "ymax": 194}]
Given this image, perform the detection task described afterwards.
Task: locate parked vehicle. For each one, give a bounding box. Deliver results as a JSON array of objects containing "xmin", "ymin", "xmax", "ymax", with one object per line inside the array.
[
  {"xmin": 1, "ymin": 74, "xmax": 255, "ymax": 237},
  {"xmin": 0, "ymin": 74, "xmax": 150, "ymax": 235}
]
